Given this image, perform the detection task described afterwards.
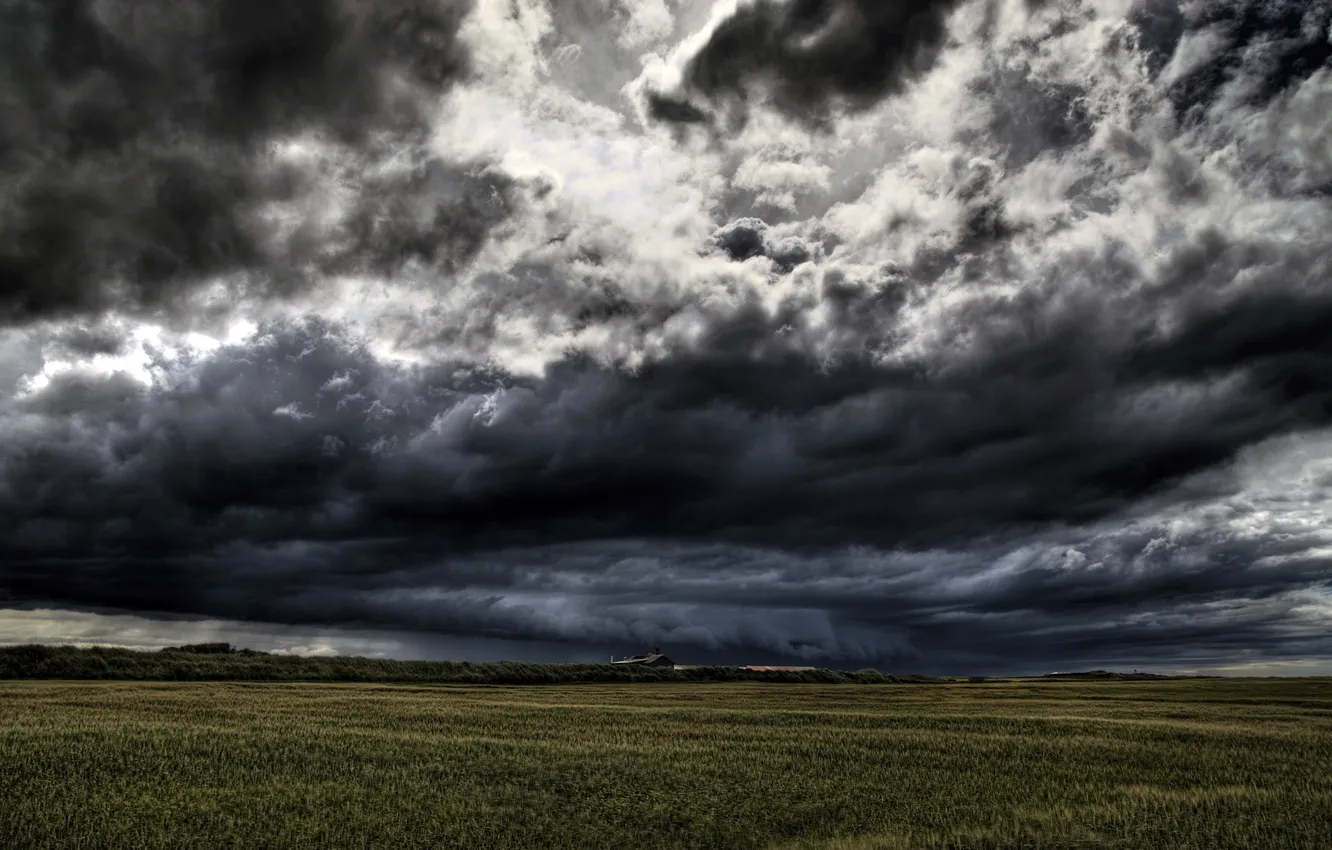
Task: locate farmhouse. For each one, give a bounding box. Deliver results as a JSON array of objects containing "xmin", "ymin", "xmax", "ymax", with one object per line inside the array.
[{"xmin": 611, "ymin": 647, "xmax": 675, "ymax": 668}]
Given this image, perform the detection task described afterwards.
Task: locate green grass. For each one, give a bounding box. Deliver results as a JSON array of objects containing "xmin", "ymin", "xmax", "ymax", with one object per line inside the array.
[{"xmin": 1, "ymin": 680, "xmax": 1330, "ymax": 849}]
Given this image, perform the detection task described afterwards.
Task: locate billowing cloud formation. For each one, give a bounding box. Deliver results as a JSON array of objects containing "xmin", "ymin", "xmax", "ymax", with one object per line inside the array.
[
  {"xmin": 645, "ymin": 0, "xmax": 965, "ymax": 129},
  {"xmin": 1, "ymin": 0, "xmax": 1331, "ymax": 671},
  {"xmin": 0, "ymin": 0, "xmax": 511, "ymax": 323},
  {"xmin": 1157, "ymin": 0, "xmax": 1332, "ymax": 117}
]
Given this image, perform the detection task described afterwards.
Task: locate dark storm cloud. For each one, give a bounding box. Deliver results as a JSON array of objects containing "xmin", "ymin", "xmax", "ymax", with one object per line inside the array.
[
  {"xmin": 0, "ymin": 0, "xmax": 508, "ymax": 324},
  {"xmin": 1126, "ymin": 0, "xmax": 1185, "ymax": 78},
  {"xmin": 646, "ymin": 92, "xmax": 712, "ymax": 125},
  {"xmin": 648, "ymin": 0, "xmax": 965, "ymax": 128},
  {"xmin": 4, "ymin": 0, "xmax": 1332, "ymax": 671},
  {"xmin": 648, "ymin": 0, "xmax": 1332, "ymax": 135},
  {"xmin": 1156, "ymin": 0, "xmax": 1332, "ymax": 120},
  {"xmin": 718, "ymin": 525, "xmax": 1332, "ymax": 670},
  {"xmin": 710, "ymin": 218, "xmax": 816, "ymax": 271},
  {"xmin": 2, "ymin": 272, "xmax": 1330, "ymax": 668}
]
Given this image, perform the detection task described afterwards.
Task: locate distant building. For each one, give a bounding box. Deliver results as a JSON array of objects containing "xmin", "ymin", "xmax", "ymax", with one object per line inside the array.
[
  {"xmin": 739, "ymin": 666, "xmax": 815, "ymax": 672},
  {"xmin": 612, "ymin": 647, "xmax": 675, "ymax": 668}
]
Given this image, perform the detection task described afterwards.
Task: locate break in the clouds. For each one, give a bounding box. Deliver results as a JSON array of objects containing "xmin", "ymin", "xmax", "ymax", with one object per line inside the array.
[{"xmin": 1, "ymin": 0, "xmax": 1331, "ymax": 673}]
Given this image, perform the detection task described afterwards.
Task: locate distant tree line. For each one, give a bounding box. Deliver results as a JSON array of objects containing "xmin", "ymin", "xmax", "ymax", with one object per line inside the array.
[
  {"xmin": 1040, "ymin": 669, "xmax": 1177, "ymax": 681},
  {"xmin": 0, "ymin": 644, "xmax": 920, "ymax": 684}
]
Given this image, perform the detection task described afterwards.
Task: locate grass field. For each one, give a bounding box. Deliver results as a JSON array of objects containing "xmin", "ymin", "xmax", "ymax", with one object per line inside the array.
[{"xmin": 2, "ymin": 680, "xmax": 1330, "ymax": 849}]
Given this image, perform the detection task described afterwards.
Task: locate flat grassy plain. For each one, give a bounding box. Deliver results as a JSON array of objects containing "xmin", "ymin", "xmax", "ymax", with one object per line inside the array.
[{"xmin": 1, "ymin": 680, "xmax": 1329, "ymax": 849}]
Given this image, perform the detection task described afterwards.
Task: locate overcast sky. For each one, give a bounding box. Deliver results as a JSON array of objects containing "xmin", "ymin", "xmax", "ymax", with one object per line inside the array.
[{"xmin": 2, "ymin": 0, "xmax": 1331, "ymax": 674}]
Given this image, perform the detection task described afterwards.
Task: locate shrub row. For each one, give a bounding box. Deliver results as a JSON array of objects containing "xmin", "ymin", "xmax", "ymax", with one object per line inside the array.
[{"xmin": 0, "ymin": 644, "xmax": 909, "ymax": 685}]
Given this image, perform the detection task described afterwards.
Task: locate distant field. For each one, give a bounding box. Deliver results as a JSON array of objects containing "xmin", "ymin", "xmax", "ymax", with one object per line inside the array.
[{"xmin": 2, "ymin": 680, "xmax": 1330, "ymax": 849}]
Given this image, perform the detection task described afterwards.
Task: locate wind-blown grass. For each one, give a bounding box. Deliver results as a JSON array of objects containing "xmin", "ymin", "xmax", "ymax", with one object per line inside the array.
[{"xmin": 1, "ymin": 678, "xmax": 1329, "ymax": 849}]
